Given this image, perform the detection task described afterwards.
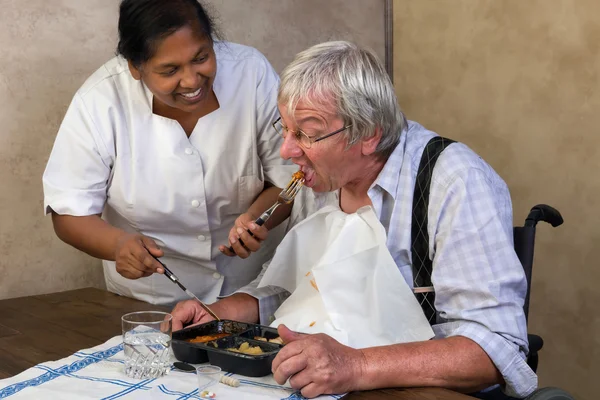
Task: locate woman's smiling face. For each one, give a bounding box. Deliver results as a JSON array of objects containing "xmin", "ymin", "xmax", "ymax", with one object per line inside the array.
[{"xmin": 128, "ymin": 25, "xmax": 217, "ymax": 114}]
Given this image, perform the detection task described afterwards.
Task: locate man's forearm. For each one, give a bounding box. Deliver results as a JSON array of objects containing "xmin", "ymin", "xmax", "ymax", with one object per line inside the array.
[
  {"xmin": 212, "ymin": 293, "xmax": 260, "ymax": 324},
  {"xmin": 247, "ymin": 185, "xmax": 292, "ymax": 230},
  {"xmin": 357, "ymin": 336, "xmax": 502, "ymax": 393}
]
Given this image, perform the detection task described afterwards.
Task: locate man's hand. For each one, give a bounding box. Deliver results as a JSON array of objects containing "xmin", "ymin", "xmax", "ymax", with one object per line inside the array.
[
  {"xmin": 170, "ymin": 299, "xmax": 218, "ymax": 331},
  {"xmin": 115, "ymin": 234, "xmax": 164, "ymax": 279},
  {"xmin": 271, "ymin": 325, "xmax": 366, "ymax": 398},
  {"xmin": 218, "ymin": 212, "xmax": 268, "ymax": 259}
]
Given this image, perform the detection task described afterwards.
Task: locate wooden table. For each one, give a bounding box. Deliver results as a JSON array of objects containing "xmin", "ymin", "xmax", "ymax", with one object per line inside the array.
[{"xmin": 0, "ymin": 288, "xmax": 472, "ymax": 400}]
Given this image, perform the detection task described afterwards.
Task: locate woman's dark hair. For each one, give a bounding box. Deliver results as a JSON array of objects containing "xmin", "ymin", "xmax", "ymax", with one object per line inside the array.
[{"xmin": 117, "ymin": 0, "xmax": 219, "ymax": 67}]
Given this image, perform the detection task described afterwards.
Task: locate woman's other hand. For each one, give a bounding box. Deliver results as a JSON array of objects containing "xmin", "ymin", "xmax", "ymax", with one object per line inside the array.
[{"xmin": 218, "ymin": 212, "xmax": 268, "ymax": 258}]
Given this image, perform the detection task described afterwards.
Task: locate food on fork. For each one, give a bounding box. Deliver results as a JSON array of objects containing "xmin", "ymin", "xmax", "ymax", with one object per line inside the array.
[
  {"xmin": 292, "ymin": 170, "xmax": 305, "ymax": 180},
  {"xmin": 187, "ymin": 333, "xmax": 229, "ymax": 343}
]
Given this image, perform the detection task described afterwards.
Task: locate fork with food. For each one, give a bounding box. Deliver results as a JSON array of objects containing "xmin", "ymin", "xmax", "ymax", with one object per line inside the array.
[{"xmin": 219, "ymin": 171, "xmax": 305, "ymax": 257}]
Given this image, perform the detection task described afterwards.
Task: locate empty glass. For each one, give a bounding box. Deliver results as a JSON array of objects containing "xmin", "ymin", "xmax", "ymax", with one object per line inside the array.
[
  {"xmin": 196, "ymin": 365, "xmax": 221, "ymax": 391},
  {"xmin": 122, "ymin": 311, "xmax": 173, "ymax": 379}
]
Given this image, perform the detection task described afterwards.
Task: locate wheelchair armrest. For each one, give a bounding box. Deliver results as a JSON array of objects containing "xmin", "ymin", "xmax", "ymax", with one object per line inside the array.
[
  {"xmin": 528, "ymin": 333, "xmax": 544, "ymax": 353},
  {"xmin": 525, "ymin": 204, "xmax": 564, "ymax": 228}
]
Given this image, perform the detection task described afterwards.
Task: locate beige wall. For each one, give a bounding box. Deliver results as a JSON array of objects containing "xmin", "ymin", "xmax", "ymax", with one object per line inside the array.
[
  {"xmin": 0, "ymin": 0, "xmax": 385, "ymax": 300},
  {"xmin": 393, "ymin": 0, "xmax": 598, "ymax": 398}
]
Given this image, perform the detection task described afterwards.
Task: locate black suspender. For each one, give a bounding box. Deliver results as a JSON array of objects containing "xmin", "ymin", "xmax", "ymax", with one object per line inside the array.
[{"xmin": 411, "ymin": 136, "xmax": 455, "ymax": 324}]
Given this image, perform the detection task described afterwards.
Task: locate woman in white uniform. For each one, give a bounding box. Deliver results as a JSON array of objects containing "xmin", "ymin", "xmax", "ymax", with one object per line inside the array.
[{"xmin": 42, "ymin": 0, "xmax": 295, "ymax": 305}]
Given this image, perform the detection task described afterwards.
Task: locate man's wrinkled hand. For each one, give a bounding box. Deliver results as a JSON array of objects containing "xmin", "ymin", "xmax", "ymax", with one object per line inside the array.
[
  {"xmin": 218, "ymin": 212, "xmax": 268, "ymax": 259},
  {"xmin": 170, "ymin": 299, "xmax": 217, "ymax": 331},
  {"xmin": 271, "ymin": 325, "xmax": 366, "ymax": 398}
]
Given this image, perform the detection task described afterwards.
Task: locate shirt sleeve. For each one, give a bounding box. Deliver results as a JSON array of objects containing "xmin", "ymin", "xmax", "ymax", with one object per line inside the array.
[
  {"xmin": 220, "ymin": 258, "xmax": 291, "ymax": 325},
  {"xmin": 428, "ymin": 155, "xmax": 537, "ymax": 398},
  {"xmin": 253, "ymin": 53, "xmax": 296, "ymax": 189},
  {"xmin": 42, "ymin": 93, "xmax": 113, "ymax": 216}
]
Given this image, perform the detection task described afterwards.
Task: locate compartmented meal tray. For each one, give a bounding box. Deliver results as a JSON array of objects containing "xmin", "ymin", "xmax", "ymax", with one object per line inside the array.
[{"xmin": 172, "ymin": 320, "xmax": 283, "ymax": 376}]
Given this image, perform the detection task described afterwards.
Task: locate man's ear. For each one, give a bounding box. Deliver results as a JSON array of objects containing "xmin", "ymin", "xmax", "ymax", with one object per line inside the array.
[
  {"xmin": 128, "ymin": 60, "xmax": 142, "ymax": 81},
  {"xmin": 361, "ymin": 127, "xmax": 382, "ymax": 156}
]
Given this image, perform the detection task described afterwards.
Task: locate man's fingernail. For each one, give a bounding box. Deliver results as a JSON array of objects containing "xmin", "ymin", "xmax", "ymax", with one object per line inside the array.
[
  {"xmin": 230, "ymin": 236, "xmax": 237, "ymax": 244},
  {"xmin": 249, "ymin": 223, "xmax": 257, "ymax": 230},
  {"xmin": 236, "ymin": 227, "xmax": 244, "ymax": 235}
]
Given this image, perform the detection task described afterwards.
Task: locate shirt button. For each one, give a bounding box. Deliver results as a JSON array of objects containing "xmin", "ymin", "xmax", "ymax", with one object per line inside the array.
[
  {"xmin": 197, "ymin": 234, "xmax": 206, "ymax": 241},
  {"xmin": 212, "ymin": 272, "xmax": 222, "ymax": 279},
  {"xmin": 185, "ymin": 148, "xmax": 193, "ymax": 155},
  {"xmin": 191, "ymin": 200, "xmax": 200, "ymax": 208}
]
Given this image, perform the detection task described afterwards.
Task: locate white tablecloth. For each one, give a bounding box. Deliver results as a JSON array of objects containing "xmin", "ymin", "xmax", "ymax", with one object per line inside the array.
[{"xmin": 0, "ymin": 336, "xmax": 343, "ymax": 400}]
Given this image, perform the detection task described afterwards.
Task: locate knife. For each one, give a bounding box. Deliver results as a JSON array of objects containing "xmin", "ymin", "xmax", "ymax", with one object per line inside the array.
[{"xmin": 148, "ymin": 253, "xmax": 221, "ymax": 322}]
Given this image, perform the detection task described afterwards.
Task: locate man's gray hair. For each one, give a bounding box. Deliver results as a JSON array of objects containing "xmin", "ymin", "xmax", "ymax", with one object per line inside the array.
[{"xmin": 278, "ymin": 41, "xmax": 406, "ymax": 159}]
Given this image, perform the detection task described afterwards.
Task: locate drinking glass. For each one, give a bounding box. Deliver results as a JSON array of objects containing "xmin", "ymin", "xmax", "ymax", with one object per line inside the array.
[
  {"xmin": 196, "ymin": 365, "xmax": 222, "ymax": 391},
  {"xmin": 122, "ymin": 311, "xmax": 173, "ymax": 379}
]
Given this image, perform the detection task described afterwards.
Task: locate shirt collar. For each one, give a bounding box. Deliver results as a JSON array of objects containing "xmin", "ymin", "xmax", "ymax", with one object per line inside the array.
[{"xmin": 369, "ymin": 124, "xmax": 409, "ymax": 200}]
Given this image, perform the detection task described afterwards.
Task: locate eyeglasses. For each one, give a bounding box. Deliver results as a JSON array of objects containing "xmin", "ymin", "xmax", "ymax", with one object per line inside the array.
[{"xmin": 272, "ymin": 117, "xmax": 352, "ymax": 149}]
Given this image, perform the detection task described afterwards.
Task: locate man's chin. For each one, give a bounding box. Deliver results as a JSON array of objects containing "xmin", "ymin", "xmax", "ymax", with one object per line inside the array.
[{"xmin": 306, "ymin": 181, "xmax": 331, "ymax": 193}]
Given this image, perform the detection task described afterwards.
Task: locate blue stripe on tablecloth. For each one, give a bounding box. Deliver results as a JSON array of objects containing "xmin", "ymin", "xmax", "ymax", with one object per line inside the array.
[
  {"xmin": 74, "ymin": 352, "xmax": 124, "ymax": 364},
  {"xmin": 158, "ymin": 385, "xmax": 203, "ymax": 400},
  {"xmin": 0, "ymin": 344, "xmax": 123, "ymax": 398},
  {"xmin": 34, "ymin": 365, "xmax": 150, "ymax": 390},
  {"xmin": 101, "ymin": 378, "xmax": 155, "ymax": 400}
]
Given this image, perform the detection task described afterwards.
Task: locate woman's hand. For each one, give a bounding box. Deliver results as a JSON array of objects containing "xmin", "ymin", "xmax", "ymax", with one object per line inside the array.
[
  {"xmin": 114, "ymin": 233, "xmax": 165, "ymax": 279},
  {"xmin": 219, "ymin": 212, "xmax": 268, "ymax": 259}
]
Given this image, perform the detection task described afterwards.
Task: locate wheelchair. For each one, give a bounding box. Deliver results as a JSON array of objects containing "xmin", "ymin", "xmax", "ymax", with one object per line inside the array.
[{"xmin": 476, "ymin": 204, "xmax": 574, "ymax": 400}]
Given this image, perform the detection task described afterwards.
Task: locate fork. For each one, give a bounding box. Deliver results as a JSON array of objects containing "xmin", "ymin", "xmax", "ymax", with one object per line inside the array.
[{"xmin": 227, "ymin": 174, "xmax": 305, "ymax": 253}]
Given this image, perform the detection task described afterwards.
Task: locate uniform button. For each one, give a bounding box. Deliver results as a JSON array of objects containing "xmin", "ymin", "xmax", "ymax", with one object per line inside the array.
[
  {"xmin": 185, "ymin": 148, "xmax": 193, "ymax": 155},
  {"xmin": 197, "ymin": 234, "xmax": 206, "ymax": 241},
  {"xmin": 212, "ymin": 272, "xmax": 222, "ymax": 279},
  {"xmin": 269, "ymin": 315, "xmax": 275, "ymax": 323},
  {"xmin": 191, "ymin": 200, "xmax": 200, "ymax": 208}
]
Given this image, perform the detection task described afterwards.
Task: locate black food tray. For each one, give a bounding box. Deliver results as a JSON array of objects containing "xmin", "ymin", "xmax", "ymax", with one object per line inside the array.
[
  {"xmin": 172, "ymin": 320, "xmax": 250, "ymax": 364},
  {"xmin": 172, "ymin": 320, "xmax": 283, "ymax": 376},
  {"xmin": 206, "ymin": 336, "xmax": 280, "ymax": 377}
]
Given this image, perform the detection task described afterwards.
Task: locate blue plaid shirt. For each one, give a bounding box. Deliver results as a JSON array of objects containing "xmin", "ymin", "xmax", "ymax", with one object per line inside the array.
[{"xmin": 235, "ymin": 121, "xmax": 536, "ymax": 398}]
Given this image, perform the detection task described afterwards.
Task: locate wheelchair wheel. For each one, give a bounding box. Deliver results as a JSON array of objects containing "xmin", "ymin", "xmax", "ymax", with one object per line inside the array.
[{"xmin": 526, "ymin": 387, "xmax": 575, "ymax": 400}]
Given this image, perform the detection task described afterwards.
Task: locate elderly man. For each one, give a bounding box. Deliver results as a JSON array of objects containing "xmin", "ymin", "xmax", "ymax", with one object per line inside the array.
[{"xmin": 170, "ymin": 41, "xmax": 534, "ymax": 399}]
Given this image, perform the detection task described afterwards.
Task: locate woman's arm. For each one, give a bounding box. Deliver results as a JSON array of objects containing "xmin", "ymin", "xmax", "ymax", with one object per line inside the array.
[{"xmin": 51, "ymin": 213, "xmax": 165, "ymax": 278}]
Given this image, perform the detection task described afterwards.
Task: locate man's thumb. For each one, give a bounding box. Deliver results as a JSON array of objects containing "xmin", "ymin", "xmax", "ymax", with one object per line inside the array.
[{"xmin": 277, "ymin": 324, "xmax": 302, "ymax": 344}]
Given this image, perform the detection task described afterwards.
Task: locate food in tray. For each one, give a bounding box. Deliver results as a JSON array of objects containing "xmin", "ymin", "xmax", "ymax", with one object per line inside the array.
[
  {"xmin": 187, "ymin": 333, "xmax": 230, "ymax": 343},
  {"xmin": 226, "ymin": 341, "xmax": 264, "ymax": 355},
  {"xmin": 253, "ymin": 336, "xmax": 284, "ymax": 345},
  {"xmin": 292, "ymin": 170, "xmax": 305, "ymax": 180}
]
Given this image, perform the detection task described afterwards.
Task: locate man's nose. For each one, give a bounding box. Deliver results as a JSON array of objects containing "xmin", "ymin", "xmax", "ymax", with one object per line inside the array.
[{"xmin": 280, "ymin": 133, "xmax": 303, "ymax": 160}]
